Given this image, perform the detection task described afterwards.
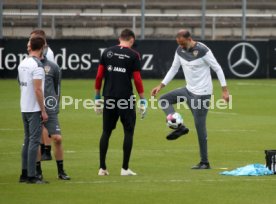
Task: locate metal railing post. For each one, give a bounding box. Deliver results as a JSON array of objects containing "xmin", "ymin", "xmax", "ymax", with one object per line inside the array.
[
  {"xmin": 201, "ymin": 0, "xmax": 206, "ymax": 40},
  {"xmin": 0, "ymin": 0, "xmax": 3, "ymax": 39},
  {"xmin": 51, "ymin": 15, "xmax": 56, "ymax": 39},
  {"xmin": 132, "ymin": 16, "xmax": 136, "ymax": 34},
  {"xmin": 212, "ymin": 16, "xmax": 216, "ymax": 40},
  {"xmin": 141, "ymin": 0, "xmax": 145, "ymax": 39},
  {"xmin": 242, "ymin": 0, "xmax": 247, "ymax": 40},
  {"xmin": 38, "ymin": 0, "xmax": 42, "ymax": 28}
]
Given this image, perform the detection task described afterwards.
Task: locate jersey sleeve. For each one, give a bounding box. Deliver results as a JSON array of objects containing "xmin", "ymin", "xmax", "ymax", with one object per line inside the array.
[
  {"xmin": 95, "ymin": 64, "xmax": 105, "ymax": 90},
  {"xmin": 33, "ymin": 67, "xmax": 45, "ymax": 80},
  {"xmin": 203, "ymin": 50, "xmax": 227, "ymax": 87},
  {"xmin": 161, "ymin": 51, "xmax": 181, "ymax": 85},
  {"xmin": 95, "ymin": 50, "xmax": 107, "ymax": 91},
  {"xmin": 133, "ymin": 52, "xmax": 141, "ymax": 72},
  {"xmin": 133, "ymin": 71, "xmax": 144, "ymax": 94},
  {"xmin": 31, "ymin": 57, "xmax": 45, "ymax": 80}
]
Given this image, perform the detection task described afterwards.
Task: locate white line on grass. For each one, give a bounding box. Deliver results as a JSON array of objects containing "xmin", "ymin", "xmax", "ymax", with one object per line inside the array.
[
  {"xmin": 64, "ymin": 178, "xmax": 276, "ymax": 185},
  {"xmin": 0, "ymin": 128, "xmax": 23, "ymax": 131},
  {"xmin": 214, "ymin": 168, "xmax": 229, "ymax": 170},
  {"xmin": 2, "ymin": 177, "xmax": 276, "ymax": 185},
  {"xmin": 209, "ymin": 111, "xmax": 238, "ymax": 115},
  {"xmin": 65, "ymin": 150, "xmax": 76, "ymax": 153},
  {"xmin": 0, "ymin": 148, "xmax": 263, "ymax": 155},
  {"xmin": 209, "ymin": 129, "xmax": 257, "ymax": 132},
  {"xmin": 236, "ymin": 82, "xmax": 276, "ymax": 87},
  {"xmin": 0, "ymin": 176, "xmax": 276, "ymax": 185}
]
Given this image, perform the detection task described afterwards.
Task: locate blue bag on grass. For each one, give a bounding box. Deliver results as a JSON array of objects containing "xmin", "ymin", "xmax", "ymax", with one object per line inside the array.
[{"xmin": 220, "ymin": 164, "xmax": 273, "ymax": 176}]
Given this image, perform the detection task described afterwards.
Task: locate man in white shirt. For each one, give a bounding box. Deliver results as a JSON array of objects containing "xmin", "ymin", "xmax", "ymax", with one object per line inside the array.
[
  {"xmin": 151, "ymin": 29, "xmax": 230, "ymax": 169},
  {"xmin": 18, "ymin": 36, "xmax": 49, "ymax": 184},
  {"xmin": 29, "ymin": 30, "xmax": 70, "ymax": 180}
]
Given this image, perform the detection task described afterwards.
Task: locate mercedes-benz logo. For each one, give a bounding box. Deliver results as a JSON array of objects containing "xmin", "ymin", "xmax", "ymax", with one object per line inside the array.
[{"xmin": 227, "ymin": 42, "xmax": 260, "ymax": 78}]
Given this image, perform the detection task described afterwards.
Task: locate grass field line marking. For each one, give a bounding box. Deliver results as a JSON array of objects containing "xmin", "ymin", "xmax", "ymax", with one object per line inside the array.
[
  {"xmin": 0, "ymin": 128, "xmax": 23, "ymax": 131},
  {"xmin": 0, "ymin": 149, "xmax": 263, "ymax": 155},
  {"xmin": 209, "ymin": 128, "xmax": 257, "ymax": 132},
  {"xmin": 209, "ymin": 111, "xmax": 238, "ymax": 115},
  {"xmin": 64, "ymin": 178, "xmax": 276, "ymax": 185},
  {"xmin": 236, "ymin": 82, "xmax": 276, "ymax": 87},
  {"xmin": 65, "ymin": 150, "xmax": 76, "ymax": 153},
  {"xmin": 1, "ymin": 178, "xmax": 276, "ymax": 185},
  {"xmin": 2, "ymin": 178, "xmax": 276, "ymax": 185}
]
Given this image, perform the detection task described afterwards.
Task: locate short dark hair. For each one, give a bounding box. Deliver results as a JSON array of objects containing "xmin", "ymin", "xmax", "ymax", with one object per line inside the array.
[
  {"xmin": 120, "ymin": 29, "xmax": 135, "ymax": 41},
  {"xmin": 30, "ymin": 36, "xmax": 45, "ymax": 51},
  {"xmin": 30, "ymin": 29, "xmax": 46, "ymax": 39},
  {"xmin": 176, "ymin": 30, "xmax": 192, "ymax": 38}
]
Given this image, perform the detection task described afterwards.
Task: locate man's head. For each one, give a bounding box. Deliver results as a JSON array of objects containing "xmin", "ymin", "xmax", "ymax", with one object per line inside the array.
[
  {"xmin": 28, "ymin": 36, "xmax": 45, "ymax": 56},
  {"xmin": 119, "ymin": 29, "xmax": 135, "ymax": 47},
  {"xmin": 29, "ymin": 29, "xmax": 48, "ymax": 56},
  {"xmin": 30, "ymin": 29, "xmax": 46, "ymax": 39},
  {"xmin": 176, "ymin": 29, "xmax": 194, "ymax": 49}
]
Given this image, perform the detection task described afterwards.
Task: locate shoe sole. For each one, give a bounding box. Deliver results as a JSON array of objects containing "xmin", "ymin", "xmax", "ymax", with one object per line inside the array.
[
  {"xmin": 98, "ymin": 172, "xmax": 109, "ymax": 176},
  {"xmin": 191, "ymin": 168, "xmax": 211, "ymax": 170},
  {"xmin": 58, "ymin": 177, "xmax": 71, "ymax": 180},
  {"xmin": 166, "ymin": 128, "xmax": 189, "ymax": 140},
  {"xmin": 191, "ymin": 165, "xmax": 211, "ymax": 170}
]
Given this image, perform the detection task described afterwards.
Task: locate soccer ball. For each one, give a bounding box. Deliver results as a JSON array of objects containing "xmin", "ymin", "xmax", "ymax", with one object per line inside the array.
[{"xmin": 166, "ymin": 112, "xmax": 183, "ymax": 129}]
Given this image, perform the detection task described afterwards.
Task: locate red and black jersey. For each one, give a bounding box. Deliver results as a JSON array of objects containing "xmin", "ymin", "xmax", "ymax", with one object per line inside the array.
[{"xmin": 95, "ymin": 45, "xmax": 143, "ymax": 98}]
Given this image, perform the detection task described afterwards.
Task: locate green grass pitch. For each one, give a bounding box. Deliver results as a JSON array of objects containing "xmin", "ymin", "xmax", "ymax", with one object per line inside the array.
[{"xmin": 0, "ymin": 79, "xmax": 276, "ymax": 204}]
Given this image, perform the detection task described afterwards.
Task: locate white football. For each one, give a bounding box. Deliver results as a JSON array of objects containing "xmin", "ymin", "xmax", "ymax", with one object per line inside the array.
[{"xmin": 166, "ymin": 112, "xmax": 183, "ymax": 129}]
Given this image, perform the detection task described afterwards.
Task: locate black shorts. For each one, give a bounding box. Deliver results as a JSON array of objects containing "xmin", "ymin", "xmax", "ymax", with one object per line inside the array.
[{"xmin": 103, "ymin": 97, "xmax": 136, "ymax": 132}]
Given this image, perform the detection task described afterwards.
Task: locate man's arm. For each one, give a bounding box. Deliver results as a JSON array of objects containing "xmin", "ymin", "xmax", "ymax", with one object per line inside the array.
[
  {"xmin": 203, "ymin": 50, "xmax": 230, "ymax": 102},
  {"xmin": 221, "ymin": 86, "xmax": 230, "ymax": 102},
  {"xmin": 133, "ymin": 71, "xmax": 144, "ymax": 99},
  {"xmin": 161, "ymin": 51, "xmax": 181, "ymax": 86},
  {"xmin": 151, "ymin": 51, "xmax": 180, "ymax": 96},
  {"xmin": 33, "ymin": 79, "xmax": 48, "ymax": 122},
  {"xmin": 151, "ymin": 83, "xmax": 165, "ymax": 97},
  {"xmin": 54, "ymin": 64, "xmax": 62, "ymax": 102},
  {"xmin": 94, "ymin": 64, "xmax": 105, "ymax": 114},
  {"xmin": 94, "ymin": 64, "xmax": 105, "ymax": 97}
]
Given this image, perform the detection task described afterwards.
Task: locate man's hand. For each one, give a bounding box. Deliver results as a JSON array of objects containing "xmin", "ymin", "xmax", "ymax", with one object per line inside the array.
[
  {"xmin": 151, "ymin": 83, "xmax": 165, "ymax": 97},
  {"xmin": 222, "ymin": 86, "xmax": 230, "ymax": 103},
  {"xmin": 94, "ymin": 94, "xmax": 104, "ymax": 115},
  {"xmin": 138, "ymin": 98, "xmax": 147, "ymax": 119},
  {"xmin": 41, "ymin": 111, "xmax": 48, "ymax": 123}
]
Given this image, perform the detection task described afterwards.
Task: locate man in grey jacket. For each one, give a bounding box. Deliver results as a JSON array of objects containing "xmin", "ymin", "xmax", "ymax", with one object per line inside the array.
[{"xmin": 151, "ymin": 29, "xmax": 230, "ymax": 169}]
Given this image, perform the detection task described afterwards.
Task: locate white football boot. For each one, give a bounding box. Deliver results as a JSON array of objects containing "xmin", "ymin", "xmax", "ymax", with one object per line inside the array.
[
  {"xmin": 120, "ymin": 168, "xmax": 137, "ymax": 176},
  {"xmin": 98, "ymin": 168, "xmax": 109, "ymax": 176}
]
